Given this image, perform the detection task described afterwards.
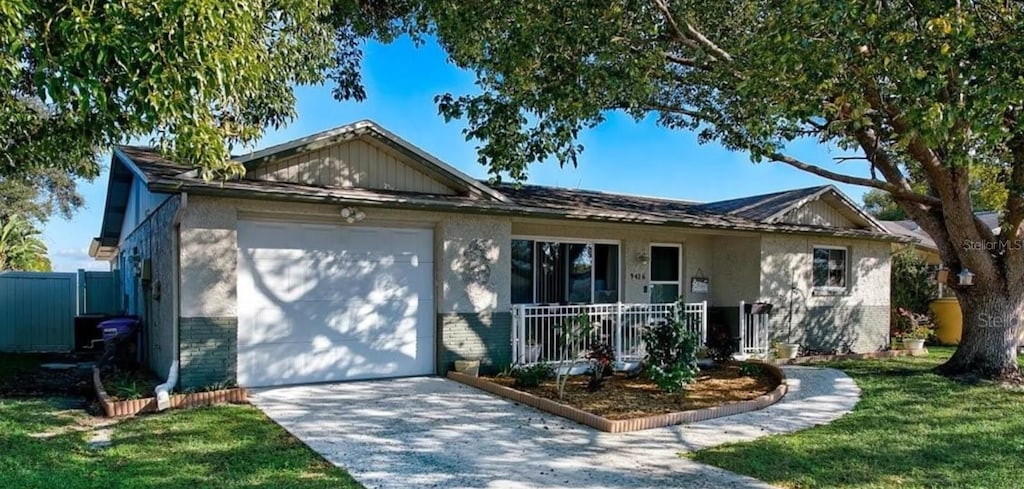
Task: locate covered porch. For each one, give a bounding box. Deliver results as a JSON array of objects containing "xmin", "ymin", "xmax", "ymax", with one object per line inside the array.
[{"xmin": 510, "ymin": 300, "xmax": 771, "ymax": 367}]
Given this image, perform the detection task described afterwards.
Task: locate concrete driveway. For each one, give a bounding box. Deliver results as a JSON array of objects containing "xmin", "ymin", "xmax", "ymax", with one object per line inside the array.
[{"xmin": 250, "ymin": 367, "xmax": 858, "ymax": 489}]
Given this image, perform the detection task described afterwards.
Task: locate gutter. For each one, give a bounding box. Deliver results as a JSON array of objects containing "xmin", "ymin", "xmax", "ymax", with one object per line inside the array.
[{"xmin": 155, "ymin": 192, "xmax": 187, "ymax": 410}]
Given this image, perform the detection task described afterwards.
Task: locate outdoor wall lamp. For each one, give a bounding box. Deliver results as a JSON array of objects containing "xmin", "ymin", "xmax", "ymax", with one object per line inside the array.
[
  {"xmin": 957, "ymin": 268, "xmax": 975, "ymax": 286},
  {"xmin": 636, "ymin": 252, "xmax": 650, "ymax": 266},
  {"xmin": 340, "ymin": 207, "xmax": 366, "ymax": 224}
]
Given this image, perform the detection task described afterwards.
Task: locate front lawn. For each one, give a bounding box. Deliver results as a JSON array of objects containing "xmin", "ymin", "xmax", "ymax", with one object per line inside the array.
[
  {"xmin": 690, "ymin": 347, "xmax": 1024, "ymax": 488},
  {"xmin": 0, "ymin": 354, "xmax": 363, "ymax": 488}
]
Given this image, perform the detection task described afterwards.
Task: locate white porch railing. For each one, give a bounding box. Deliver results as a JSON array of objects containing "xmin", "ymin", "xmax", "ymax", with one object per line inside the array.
[
  {"xmin": 511, "ymin": 302, "xmax": 708, "ymax": 366},
  {"xmin": 738, "ymin": 300, "xmax": 772, "ymax": 358}
]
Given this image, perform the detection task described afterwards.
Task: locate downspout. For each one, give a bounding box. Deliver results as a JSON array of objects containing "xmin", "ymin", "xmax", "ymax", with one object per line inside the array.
[{"xmin": 155, "ymin": 192, "xmax": 187, "ymax": 410}]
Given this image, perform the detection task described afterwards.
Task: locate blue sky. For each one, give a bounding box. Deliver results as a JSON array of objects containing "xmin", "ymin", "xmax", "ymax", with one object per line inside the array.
[{"xmin": 45, "ymin": 37, "xmax": 870, "ymax": 272}]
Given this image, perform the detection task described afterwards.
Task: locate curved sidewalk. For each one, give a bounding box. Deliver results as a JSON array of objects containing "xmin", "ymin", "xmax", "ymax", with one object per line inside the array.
[{"xmin": 252, "ymin": 365, "xmax": 860, "ymax": 489}]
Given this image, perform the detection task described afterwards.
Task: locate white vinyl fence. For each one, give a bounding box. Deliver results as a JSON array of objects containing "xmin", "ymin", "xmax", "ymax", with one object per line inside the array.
[{"xmin": 511, "ymin": 302, "xmax": 708, "ymax": 367}]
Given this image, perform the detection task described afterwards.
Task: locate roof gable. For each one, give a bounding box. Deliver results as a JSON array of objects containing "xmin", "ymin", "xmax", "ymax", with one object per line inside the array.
[
  {"xmin": 237, "ymin": 120, "xmax": 508, "ymax": 202},
  {"xmin": 695, "ymin": 185, "xmax": 886, "ymax": 233}
]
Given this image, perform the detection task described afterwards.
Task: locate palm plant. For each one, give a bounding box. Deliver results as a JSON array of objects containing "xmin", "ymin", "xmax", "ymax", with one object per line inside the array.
[{"xmin": 0, "ymin": 215, "xmax": 51, "ymax": 271}]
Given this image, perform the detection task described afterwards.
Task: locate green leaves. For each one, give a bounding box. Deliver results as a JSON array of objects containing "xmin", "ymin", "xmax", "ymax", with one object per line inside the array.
[
  {"xmin": 1, "ymin": 0, "xmax": 408, "ymax": 180},
  {"xmin": 0, "ymin": 215, "xmax": 50, "ymax": 272}
]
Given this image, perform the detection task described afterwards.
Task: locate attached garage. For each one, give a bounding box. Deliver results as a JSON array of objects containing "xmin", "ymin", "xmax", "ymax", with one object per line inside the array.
[{"xmin": 236, "ymin": 220, "xmax": 435, "ymax": 387}]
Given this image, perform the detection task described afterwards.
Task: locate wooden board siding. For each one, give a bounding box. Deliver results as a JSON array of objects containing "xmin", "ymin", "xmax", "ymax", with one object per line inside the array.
[
  {"xmin": 780, "ymin": 197, "xmax": 856, "ymax": 228},
  {"xmin": 246, "ymin": 138, "xmax": 456, "ymax": 195}
]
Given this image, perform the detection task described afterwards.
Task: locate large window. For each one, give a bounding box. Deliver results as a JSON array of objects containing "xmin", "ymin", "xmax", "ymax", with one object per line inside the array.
[
  {"xmin": 813, "ymin": 246, "xmax": 848, "ymax": 292},
  {"xmin": 511, "ymin": 239, "xmax": 619, "ymax": 304}
]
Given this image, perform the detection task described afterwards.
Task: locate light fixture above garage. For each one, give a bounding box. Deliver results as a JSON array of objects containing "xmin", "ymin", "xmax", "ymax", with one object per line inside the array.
[{"xmin": 340, "ymin": 206, "xmax": 366, "ymax": 224}]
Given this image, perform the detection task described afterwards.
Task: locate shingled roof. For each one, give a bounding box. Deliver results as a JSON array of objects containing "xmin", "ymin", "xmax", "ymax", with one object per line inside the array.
[{"xmin": 102, "ymin": 144, "xmax": 898, "ymax": 242}]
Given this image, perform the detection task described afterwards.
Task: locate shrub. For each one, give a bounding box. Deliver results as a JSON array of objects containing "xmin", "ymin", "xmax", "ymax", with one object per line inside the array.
[
  {"xmin": 511, "ymin": 363, "xmax": 552, "ymax": 388},
  {"xmin": 891, "ymin": 247, "xmax": 938, "ymax": 335},
  {"xmin": 643, "ymin": 318, "xmax": 700, "ymax": 393},
  {"xmin": 585, "ymin": 342, "xmax": 616, "ymax": 391},
  {"xmin": 705, "ymin": 328, "xmax": 735, "ymax": 363},
  {"xmin": 738, "ymin": 362, "xmax": 762, "ymax": 377}
]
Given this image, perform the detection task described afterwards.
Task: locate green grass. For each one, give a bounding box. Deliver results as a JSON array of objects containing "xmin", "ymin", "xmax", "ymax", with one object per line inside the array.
[
  {"xmin": 0, "ymin": 354, "xmax": 363, "ymax": 488},
  {"xmin": 690, "ymin": 347, "xmax": 1024, "ymax": 488}
]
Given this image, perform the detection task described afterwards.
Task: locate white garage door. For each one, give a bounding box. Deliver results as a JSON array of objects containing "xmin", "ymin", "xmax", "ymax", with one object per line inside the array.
[{"xmin": 237, "ymin": 220, "xmax": 435, "ymax": 387}]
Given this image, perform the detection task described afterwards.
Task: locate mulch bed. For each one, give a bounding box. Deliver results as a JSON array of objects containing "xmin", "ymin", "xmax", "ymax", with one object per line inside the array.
[
  {"xmin": 0, "ymin": 353, "xmax": 95, "ymax": 398},
  {"xmin": 486, "ymin": 364, "xmax": 780, "ymax": 420}
]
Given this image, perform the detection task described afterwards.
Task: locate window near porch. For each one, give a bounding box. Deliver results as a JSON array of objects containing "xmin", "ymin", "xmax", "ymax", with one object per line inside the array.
[
  {"xmin": 510, "ymin": 239, "xmax": 619, "ymax": 304},
  {"xmin": 813, "ymin": 246, "xmax": 848, "ymax": 292},
  {"xmin": 650, "ymin": 245, "xmax": 681, "ymax": 303}
]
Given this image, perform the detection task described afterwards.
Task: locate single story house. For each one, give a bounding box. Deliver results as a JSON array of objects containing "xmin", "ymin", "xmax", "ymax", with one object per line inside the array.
[{"xmin": 90, "ymin": 120, "xmax": 896, "ymax": 389}]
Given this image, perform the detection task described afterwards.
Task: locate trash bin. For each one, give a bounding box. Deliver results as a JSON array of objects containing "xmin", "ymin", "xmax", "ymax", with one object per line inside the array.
[{"xmin": 97, "ymin": 317, "xmax": 141, "ymax": 367}]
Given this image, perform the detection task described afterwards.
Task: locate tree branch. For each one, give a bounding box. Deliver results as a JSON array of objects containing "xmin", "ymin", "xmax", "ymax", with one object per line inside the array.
[{"xmin": 768, "ymin": 152, "xmax": 941, "ymax": 206}]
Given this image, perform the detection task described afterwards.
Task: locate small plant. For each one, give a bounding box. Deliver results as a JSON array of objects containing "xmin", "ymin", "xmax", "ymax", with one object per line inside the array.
[
  {"xmin": 201, "ymin": 380, "xmax": 238, "ymax": 392},
  {"xmin": 109, "ymin": 378, "xmax": 148, "ymax": 400},
  {"xmin": 495, "ymin": 364, "xmax": 515, "ymax": 378},
  {"xmin": 896, "ymin": 308, "xmax": 934, "ymax": 340},
  {"xmin": 585, "ymin": 342, "xmax": 616, "ymax": 391},
  {"xmin": 705, "ymin": 328, "xmax": 735, "ymax": 363},
  {"xmin": 553, "ymin": 312, "xmax": 593, "ymax": 399},
  {"xmin": 695, "ymin": 346, "xmax": 710, "ymax": 360},
  {"xmin": 511, "ymin": 363, "xmax": 552, "ymax": 388},
  {"xmin": 738, "ymin": 362, "xmax": 762, "ymax": 377},
  {"xmin": 643, "ymin": 315, "xmax": 700, "ymax": 393}
]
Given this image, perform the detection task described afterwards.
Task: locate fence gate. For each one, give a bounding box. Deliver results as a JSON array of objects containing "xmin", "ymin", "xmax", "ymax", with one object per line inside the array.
[{"xmin": 0, "ymin": 270, "xmax": 119, "ymax": 352}]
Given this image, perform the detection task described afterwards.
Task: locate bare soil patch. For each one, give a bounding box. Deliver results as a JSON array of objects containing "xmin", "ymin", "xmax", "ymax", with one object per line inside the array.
[{"xmin": 487, "ymin": 364, "xmax": 779, "ymax": 420}]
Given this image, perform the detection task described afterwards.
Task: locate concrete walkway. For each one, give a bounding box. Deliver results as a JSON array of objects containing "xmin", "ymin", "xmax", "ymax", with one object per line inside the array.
[{"xmin": 251, "ymin": 366, "xmax": 860, "ymax": 489}]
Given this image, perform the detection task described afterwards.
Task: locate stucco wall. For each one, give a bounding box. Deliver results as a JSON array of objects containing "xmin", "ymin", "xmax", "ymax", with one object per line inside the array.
[
  {"xmin": 759, "ymin": 234, "xmax": 891, "ymax": 352},
  {"xmin": 710, "ymin": 236, "xmax": 762, "ymax": 306},
  {"xmin": 116, "ymin": 195, "xmax": 180, "ymax": 378}
]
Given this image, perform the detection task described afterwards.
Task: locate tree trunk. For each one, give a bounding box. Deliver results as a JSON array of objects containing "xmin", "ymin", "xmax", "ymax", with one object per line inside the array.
[{"xmin": 936, "ymin": 287, "xmax": 1024, "ymax": 382}]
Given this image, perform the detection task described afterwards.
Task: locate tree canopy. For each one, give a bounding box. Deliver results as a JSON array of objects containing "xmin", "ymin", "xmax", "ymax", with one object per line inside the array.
[
  {"xmin": 420, "ymin": 0, "xmax": 1024, "ymax": 379},
  {"xmin": 0, "ymin": 215, "xmax": 50, "ymax": 272},
  {"xmin": 0, "ymin": 0, "xmax": 406, "ymax": 180}
]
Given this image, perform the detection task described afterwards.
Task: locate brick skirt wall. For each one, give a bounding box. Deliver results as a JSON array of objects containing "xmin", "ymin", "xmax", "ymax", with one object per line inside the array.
[
  {"xmin": 437, "ymin": 312, "xmax": 512, "ymax": 375},
  {"xmin": 179, "ymin": 316, "xmax": 237, "ymax": 389}
]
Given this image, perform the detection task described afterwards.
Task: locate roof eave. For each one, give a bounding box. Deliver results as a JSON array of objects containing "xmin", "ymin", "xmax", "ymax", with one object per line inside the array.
[{"xmin": 149, "ymin": 179, "xmax": 901, "ymax": 242}]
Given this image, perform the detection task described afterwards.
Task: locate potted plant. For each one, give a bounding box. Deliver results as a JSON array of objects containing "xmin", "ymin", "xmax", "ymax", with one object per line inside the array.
[
  {"xmin": 775, "ymin": 342, "xmax": 800, "ymax": 359},
  {"xmin": 896, "ymin": 308, "xmax": 933, "ymax": 351},
  {"xmin": 900, "ymin": 325, "xmax": 931, "ymax": 351},
  {"xmin": 525, "ymin": 340, "xmax": 542, "ymax": 363}
]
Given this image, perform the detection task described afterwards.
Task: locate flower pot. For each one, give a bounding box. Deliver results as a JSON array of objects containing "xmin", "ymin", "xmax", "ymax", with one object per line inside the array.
[
  {"xmin": 525, "ymin": 344, "xmax": 542, "ymax": 363},
  {"xmin": 776, "ymin": 343, "xmax": 800, "ymax": 360},
  {"xmin": 453, "ymin": 360, "xmax": 480, "ymax": 377},
  {"xmin": 902, "ymin": 338, "xmax": 926, "ymax": 351}
]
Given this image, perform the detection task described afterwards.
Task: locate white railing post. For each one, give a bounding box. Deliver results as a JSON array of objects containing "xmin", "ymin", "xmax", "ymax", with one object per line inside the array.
[
  {"xmin": 514, "ymin": 305, "xmax": 528, "ymax": 364},
  {"xmin": 511, "ymin": 305, "xmax": 520, "ymax": 364},
  {"xmin": 614, "ymin": 302, "xmax": 624, "ymax": 368},
  {"xmin": 738, "ymin": 300, "xmax": 746, "ymax": 355},
  {"xmin": 701, "ymin": 300, "xmax": 708, "ymax": 345}
]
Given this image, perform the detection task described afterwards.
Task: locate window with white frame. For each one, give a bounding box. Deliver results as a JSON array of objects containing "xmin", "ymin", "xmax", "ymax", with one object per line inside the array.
[
  {"xmin": 511, "ymin": 239, "xmax": 619, "ymax": 304},
  {"xmin": 813, "ymin": 246, "xmax": 848, "ymax": 291}
]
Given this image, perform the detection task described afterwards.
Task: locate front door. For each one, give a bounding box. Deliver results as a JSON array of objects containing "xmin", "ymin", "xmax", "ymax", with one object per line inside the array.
[{"xmin": 649, "ymin": 244, "xmax": 681, "ymax": 303}]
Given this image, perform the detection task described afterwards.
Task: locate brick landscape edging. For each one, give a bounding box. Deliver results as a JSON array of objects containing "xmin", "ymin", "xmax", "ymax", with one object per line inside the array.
[
  {"xmin": 93, "ymin": 367, "xmax": 248, "ymax": 417},
  {"xmin": 447, "ymin": 363, "xmax": 788, "ymax": 433},
  {"xmin": 768, "ymin": 348, "xmax": 928, "ymax": 366}
]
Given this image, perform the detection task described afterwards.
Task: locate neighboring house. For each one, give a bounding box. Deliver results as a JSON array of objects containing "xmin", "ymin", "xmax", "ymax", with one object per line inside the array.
[
  {"xmin": 882, "ymin": 213, "xmax": 1000, "ymax": 298},
  {"xmin": 89, "ymin": 120, "xmax": 897, "ymax": 389}
]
